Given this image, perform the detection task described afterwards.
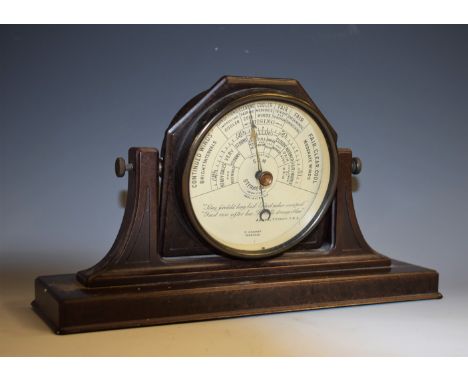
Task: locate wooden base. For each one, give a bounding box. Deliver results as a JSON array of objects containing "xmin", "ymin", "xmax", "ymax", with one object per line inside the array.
[{"xmin": 32, "ymin": 260, "xmax": 441, "ymax": 334}]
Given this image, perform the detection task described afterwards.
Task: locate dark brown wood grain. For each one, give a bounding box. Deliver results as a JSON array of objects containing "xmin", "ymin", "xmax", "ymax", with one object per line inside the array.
[{"xmin": 33, "ymin": 261, "xmax": 440, "ymax": 335}]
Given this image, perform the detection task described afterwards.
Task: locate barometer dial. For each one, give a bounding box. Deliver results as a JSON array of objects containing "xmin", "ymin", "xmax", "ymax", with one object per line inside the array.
[{"xmin": 183, "ymin": 98, "xmax": 336, "ymax": 258}]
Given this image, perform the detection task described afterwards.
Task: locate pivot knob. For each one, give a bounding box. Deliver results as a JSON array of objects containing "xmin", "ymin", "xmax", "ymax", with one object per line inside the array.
[
  {"xmin": 256, "ymin": 170, "xmax": 274, "ymax": 187},
  {"xmin": 115, "ymin": 157, "xmax": 133, "ymax": 177},
  {"xmin": 351, "ymin": 157, "xmax": 362, "ymax": 175}
]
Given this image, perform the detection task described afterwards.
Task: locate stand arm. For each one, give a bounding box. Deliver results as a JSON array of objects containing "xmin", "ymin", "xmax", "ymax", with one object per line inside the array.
[{"xmin": 77, "ymin": 147, "xmax": 162, "ymax": 286}]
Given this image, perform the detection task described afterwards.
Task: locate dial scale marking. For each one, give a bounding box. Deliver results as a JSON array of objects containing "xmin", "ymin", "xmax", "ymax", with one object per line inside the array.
[{"xmin": 188, "ymin": 100, "xmax": 331, "ymax": 255}]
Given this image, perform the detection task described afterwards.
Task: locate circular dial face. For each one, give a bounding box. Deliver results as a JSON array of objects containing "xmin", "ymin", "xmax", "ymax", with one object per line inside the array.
[{"xmin": 185, "ymin": 99, "xmax": 332, "ymax": 257}]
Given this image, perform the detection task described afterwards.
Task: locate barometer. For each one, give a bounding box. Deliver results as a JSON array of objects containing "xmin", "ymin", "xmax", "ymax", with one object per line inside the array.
[{"xmin": 32, "ymin": 76, "xmax": 441, "ymax": 334}]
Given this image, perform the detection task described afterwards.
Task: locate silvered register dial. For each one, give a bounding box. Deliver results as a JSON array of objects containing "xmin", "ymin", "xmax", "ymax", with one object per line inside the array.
[{"xmin": 183, "ymin": 98, "xmax": 336, "ymax": 258}]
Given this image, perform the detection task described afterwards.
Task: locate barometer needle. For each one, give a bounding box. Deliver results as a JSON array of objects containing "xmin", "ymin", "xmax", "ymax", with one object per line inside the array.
[
  {"xmin": 249, "ymin": 109, "xmax": 262, "ymax": 173},
  {"xmin": 249, "ymin": 108, "xmax": 271, "ymax": 221}
]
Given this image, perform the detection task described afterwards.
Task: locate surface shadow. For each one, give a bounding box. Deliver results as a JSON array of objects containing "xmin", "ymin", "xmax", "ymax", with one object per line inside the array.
[
  {"xmin": 119, "ymin": 190, "xmax": 127, "ymax": 208},
  {"xmin": 352, "ymin": 176, "xmax": 360, "ymax": 192},
  {"xmin": 2, "ymin": 300, "xmax": 49, "ymax": 334}
]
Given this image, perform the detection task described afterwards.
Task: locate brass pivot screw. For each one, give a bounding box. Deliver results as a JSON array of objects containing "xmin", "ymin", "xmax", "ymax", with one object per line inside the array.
[
  {"xmin": 351, "ymin": 157, "xmax": 362, "ymax": 175},
  {"xmin": 115, "ymin": 157, "xmax": 133, "ymax": 177},
  {"xmin": 256, "ymin": 170, "xmax": 274, "ymax": 187}
]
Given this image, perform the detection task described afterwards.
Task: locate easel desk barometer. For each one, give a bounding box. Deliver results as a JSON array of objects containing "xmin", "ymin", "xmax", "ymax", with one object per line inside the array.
[{"xmin": 32, "ymin": 76, "xmax": 442, "ymax": 334}]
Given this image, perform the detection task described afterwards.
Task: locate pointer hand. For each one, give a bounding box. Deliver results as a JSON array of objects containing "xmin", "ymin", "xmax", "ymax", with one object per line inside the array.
[
  {"xmin": 249, "ymin": 108, "xmax": 271, "ymax": 221},
  {"xmin": 249, "ymin": 108, "xmax": 262, "ymax": 173}
]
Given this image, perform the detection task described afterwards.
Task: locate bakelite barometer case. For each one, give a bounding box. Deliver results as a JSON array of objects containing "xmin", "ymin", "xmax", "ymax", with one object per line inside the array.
[{"xmin": 32, "ymin": 76, "xmax": 441, "ymax": 334}]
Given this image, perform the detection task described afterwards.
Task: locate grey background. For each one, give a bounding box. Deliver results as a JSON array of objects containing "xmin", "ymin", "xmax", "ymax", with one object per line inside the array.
[{"xmin": 1, "ymin": 25, "xmax": 467, "ymax": 355}]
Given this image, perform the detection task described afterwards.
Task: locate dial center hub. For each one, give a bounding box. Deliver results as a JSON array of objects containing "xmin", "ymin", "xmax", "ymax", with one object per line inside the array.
[{"xmin": 256, "ymin": 170, "xmax": 274, "ymax": 187}]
